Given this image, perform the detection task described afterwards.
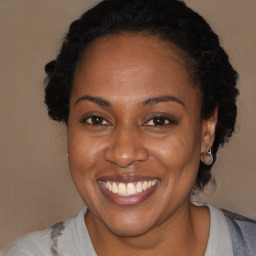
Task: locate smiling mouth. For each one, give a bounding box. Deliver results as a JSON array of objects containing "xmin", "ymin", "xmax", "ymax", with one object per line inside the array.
[
  {"xmin": 97, "ymin": 176, "xmax": 160, "ymax": 206},
  {"xmin": 102, "ymin": 180, "xmax": 158, "ymax": 196}
]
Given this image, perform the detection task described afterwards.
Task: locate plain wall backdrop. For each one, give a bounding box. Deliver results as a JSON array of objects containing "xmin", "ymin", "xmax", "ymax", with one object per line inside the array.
[{"xmin": 0, "ymin": 0, "xmax": 255, "ymax": 251}]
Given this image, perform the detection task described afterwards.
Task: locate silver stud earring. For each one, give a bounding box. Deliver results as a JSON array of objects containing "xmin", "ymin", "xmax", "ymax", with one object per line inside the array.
[{"xmin": 201, "ymin": 148, "xmax": 213, "ymax": 165}]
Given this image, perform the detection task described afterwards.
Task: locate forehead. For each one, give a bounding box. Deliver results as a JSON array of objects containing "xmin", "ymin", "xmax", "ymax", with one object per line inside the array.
[{"xmin": 72, "ymin": 32, "xmax": 199, "ymax": 104}]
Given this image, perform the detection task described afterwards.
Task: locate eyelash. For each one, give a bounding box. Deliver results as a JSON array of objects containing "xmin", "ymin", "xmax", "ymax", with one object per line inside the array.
[
  {"xmin": 144, "ymin": 116, "xmax": 178, "ymax": 126},
  {"xmin": 80, "ymin": 114, "xmax": 178, "ymax": 127},
  {"xmin": 80, "ymin": 115, "xmax": 111, "ymax": 126}
]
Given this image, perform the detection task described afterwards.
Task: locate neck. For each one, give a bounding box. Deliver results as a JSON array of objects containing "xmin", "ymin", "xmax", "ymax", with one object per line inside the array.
[{"xmin": 85, "ymin": 200, "xmax": 210, "ymax": 256}]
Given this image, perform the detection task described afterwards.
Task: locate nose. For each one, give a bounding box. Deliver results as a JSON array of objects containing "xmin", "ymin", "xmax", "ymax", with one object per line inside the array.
[{"xmin": 103, "ymin": 127, "xmax": 149, "ymax": 168}]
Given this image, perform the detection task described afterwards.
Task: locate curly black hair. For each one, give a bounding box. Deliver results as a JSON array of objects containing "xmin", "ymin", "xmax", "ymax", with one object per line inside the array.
[{"xmin": 44, "ymin": 0, "xmax": 239, "ymax": 190}]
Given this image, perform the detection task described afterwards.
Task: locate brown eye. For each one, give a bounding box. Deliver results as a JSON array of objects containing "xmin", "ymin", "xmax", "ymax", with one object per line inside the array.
[
  {"xmin": 84, "ymin": 115, "xmax": 109, "ymax": 125},
  {"xmin": 152, "ymin": 116, "xmax": 167, "ymax": 125},
  {"xmin": 146, "ymin": 116, "xmax": 171, "ymax": 126},
  {"xmin": 144, "ymin": 113, "xmax": 179, "ymax": 128},
  {"xmin": 91, "ymin": 116, "xmax": 103, "ymax": 125}
]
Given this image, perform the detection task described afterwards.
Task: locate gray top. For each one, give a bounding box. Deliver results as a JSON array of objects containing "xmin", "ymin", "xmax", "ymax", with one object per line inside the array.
[
  {"xmin": 223, "ymin": 209, "xmax": 256, "ymax": 256},
  {"xmin": 194, "ymin": 202, "xmax": 234, "ymax": 256},
  {"xmin": 1, "ymin": 202, "xmax": 248, "ymax": 256}
]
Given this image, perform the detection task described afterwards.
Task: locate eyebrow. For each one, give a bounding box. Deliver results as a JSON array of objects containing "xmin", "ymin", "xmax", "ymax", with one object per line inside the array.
[
  {"xmin": 74, "ymin": 95, "xmax": 111, "ymax": 107},
  {"xmin": 142, "ymin": 95, "xmax": 185, "ymax": 107},
  {"xmin": 74, "ymin": 94, "xmax": 184, "ymax": 108}
]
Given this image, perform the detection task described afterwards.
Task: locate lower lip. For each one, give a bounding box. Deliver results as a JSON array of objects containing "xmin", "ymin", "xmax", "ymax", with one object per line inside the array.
[{"xmin": 98, "ymin": 181, "xmax": 159, "ymax": 207}]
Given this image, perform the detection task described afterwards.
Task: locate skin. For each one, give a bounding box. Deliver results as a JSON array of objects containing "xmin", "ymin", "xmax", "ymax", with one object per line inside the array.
[{"xmin": 68, "ymin": 33, "xmax": 217, "ymax": 255}]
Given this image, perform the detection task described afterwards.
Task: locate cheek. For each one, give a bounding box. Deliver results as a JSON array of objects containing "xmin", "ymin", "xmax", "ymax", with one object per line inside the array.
[
  {"xmin": 67, "ymin": 128, "xmax": 102, "ymax": 206},
  {"xmin": 150, "ymin": 129, "xmax": 201, "ymax": 168},
  {"xmin": 67, "ymin": 127, "xmax": 104, "ymax": 177},
  {"xmin": 148, "ymin": 126, "xmax": 202, "ymax": 193}
]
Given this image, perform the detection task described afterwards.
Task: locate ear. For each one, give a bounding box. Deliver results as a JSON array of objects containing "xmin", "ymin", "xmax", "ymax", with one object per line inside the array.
[{"xmin": 201, "ymin": 107, "xmax": 218, "ymax": 153}]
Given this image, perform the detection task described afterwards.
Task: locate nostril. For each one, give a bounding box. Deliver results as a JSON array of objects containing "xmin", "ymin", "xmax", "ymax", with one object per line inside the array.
[
  {"xmin": 103, "ymin": 144, "xmax": 149, "ymax": 168},
  {"xmin": 102, "ymin": 128, "xmax": 149, "ymax": 167}
]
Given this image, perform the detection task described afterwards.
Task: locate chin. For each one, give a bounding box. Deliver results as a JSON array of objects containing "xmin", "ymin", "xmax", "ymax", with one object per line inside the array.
[{"xmin": 103, "ymin": 218, "xmax": 154, "ymax": 238}]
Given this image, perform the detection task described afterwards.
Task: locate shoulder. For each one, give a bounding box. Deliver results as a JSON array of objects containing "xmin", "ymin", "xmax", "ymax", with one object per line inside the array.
[
  {"xmin": 223, "ymin": 209, "xmax": 256, "ymax": 236},
  {"xmin": 222, "ymin": 209, "xmax": 256, "ymax": 255},
  {"xmin": 1, "ymin": 208, "xmax": 87, "ymax": 256},
  {"xmin": 0, "ymin": 226, "xmax": 53, "ymax": 256}
]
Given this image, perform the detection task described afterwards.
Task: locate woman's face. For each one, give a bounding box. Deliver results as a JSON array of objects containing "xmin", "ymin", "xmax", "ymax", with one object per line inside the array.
[{"xmin": 68, "ymin": 33, "xmax": 211, "ymax": 236}]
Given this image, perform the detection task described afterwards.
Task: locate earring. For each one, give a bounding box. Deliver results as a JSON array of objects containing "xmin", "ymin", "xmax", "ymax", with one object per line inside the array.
[
  {"xmin": 201, "ymin": 148, "xmax": 213, "ymax": 165},
  {"xmin": 66, "ymin": 153, "xmax": 69, "ymax": 157}
]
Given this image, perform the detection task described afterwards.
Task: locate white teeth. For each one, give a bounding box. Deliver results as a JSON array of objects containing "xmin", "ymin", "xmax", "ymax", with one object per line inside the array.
[
  {"xmin": 118, "ymin": 183, "xmax": 127, "ymax": 195},
  {"xmin": 143, "ymin": 181, "xmax": 148, "ymax": 190},
  {"xmin": 106, "ymin": 181, "xmax": 112, "ymax": 191},
  {"xmin": 127, "ymin": 183, "xmax": 136, "ymax": 195},
  {"xmin": 104, "ymin": 180, "xmax": 158, "ymax": 196},
  {"xmin": 112, "ymin": 182, "xmax": 118, "ymax": 193},
  {"xmin": 136, "ymin": 182, "xmax": 143, "ymax": 193}
]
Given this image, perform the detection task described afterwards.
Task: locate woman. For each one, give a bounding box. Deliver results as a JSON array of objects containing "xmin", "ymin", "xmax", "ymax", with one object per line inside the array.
[{"xmin": 2, "ymin": 0, "xmax": 255, "ymax": 255}]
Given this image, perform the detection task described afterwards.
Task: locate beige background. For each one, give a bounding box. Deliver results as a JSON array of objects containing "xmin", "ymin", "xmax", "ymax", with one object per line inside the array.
[{"xmin": 0, "ymin": 0, "xmax": 255, "ymax": 251}]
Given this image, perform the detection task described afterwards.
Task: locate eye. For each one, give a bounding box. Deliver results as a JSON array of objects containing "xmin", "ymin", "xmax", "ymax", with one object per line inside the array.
[
  {"xmin": 145, "ymin": 116, "xmax": 177, "ymax": 126},
  {"xmin": 81, "ymin": 115, "xmax": 110, "ymax": 126}
]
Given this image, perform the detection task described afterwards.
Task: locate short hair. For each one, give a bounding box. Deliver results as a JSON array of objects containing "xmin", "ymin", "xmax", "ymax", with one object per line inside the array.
[{"xmin": 44, "ymin": 0, "xmax": 239, "ymax": 190}]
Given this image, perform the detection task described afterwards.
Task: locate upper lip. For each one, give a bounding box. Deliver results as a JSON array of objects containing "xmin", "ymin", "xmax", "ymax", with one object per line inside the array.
[{"xmin": 97, "ymin": 174, "xmax": 159, "ymax": 183}]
